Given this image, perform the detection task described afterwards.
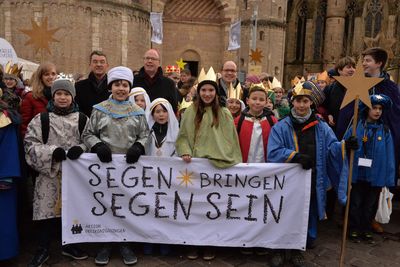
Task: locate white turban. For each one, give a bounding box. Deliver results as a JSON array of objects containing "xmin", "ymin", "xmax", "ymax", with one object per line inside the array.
[{"xmin": 107, "ymin": 66, "xmax": 133, "ymax": 87}]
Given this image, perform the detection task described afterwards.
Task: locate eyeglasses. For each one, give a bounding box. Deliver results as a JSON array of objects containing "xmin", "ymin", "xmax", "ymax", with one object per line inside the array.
[
  {"xmin": 223, "ymin": 69, "xmax": 237, "ymax": 73},
  {"xmin": 144, "ymin": 57, "xmax": 160, "ymax": 61}
]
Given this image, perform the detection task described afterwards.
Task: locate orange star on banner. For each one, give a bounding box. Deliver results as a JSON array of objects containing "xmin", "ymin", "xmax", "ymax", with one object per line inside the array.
[
  {"xmin": 176, "ymin": 58, "xmax": 187, "ymax": 70},
  {"xmin": 19, "ymin": 17, "xmax": 60, "ymax": 54},
  {"xmin": 250, "ymin": 48, "xmax": 264, "ymax": 64},
  {"xmin": 334, "ymin": 59, "xmax": 383, "ymax": 110}
]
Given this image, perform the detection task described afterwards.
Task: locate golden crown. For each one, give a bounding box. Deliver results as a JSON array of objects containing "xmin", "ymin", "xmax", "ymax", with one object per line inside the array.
[
  {"xmin": 317, "ymin": 70, "xmax": 329, "ymax": 82},
  {"xmin": 197, "ymin": 67, "xmax": 217, "ymax": 84},
  {"xmin": 268, "ymin": 77, "xmax": 282, "ymax": 89},
  {"xmin": 291, "ymin": 76, "xmax": 305, "ymax": 87},
  {"xmin": 178, "ymin": 98, "xmax": 193, "ymax": 111},
  {"xmin": 292, "ymin": 81, "xmax": 313, "ymax": 97},
  {"xmin": 3, "ymin": 61, "xmax": 22, "ymax": 77},
  {"xmin": 249, "ymin": 82, "xmax": 266, "ymax": 91},
  {"xmin": 228, "ymin": 82, "xmax": 242, "ymax": 100}
]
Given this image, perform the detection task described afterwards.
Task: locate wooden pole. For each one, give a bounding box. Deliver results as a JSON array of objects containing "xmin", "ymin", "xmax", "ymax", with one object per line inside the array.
[{"xmin": 339, "ymin": 96, "xmax": 360, "ymax": 267}]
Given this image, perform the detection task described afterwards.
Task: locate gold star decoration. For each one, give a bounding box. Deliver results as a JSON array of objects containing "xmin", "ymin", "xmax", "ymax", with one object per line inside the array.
[
  {"xmin": 250, "ymin": 48, "xmax": 264, "ymax": 64},
  {"xmin": 176, "ymin": 58, "xmax": 187, "ymax": 70},
  {"xmin": 334, "ymin": 59, "xmax": 383, "ymax": 110},
  {"xmin": 362, "ymin": 136, "xmax": 368, "ymax": 143},
  {"xmin": 363, "ymin": 32, "xmax": 397, "ymax": 59},
  {"xmin": 177, "ymin": 169, "xmax": 194, "ymax": 187},
  {"xmin": 19, "ymin": 17, "xmax": 60, "ymax": 55}
]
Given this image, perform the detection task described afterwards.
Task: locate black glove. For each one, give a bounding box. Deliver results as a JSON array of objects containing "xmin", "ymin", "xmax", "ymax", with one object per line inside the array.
[
  {"xmin": 345, "ymin": 136, "xmax": 359, "ymax": 151},
  {"xmin": 67, "ymin": 146, "xmax": 84, "ymax": 160},
  {"xmin": 292, "ymin": 153, "xmax": 314, "ymax": 170},
  {"xmin": 92, "ymin": 142, "xmax": 112, "ymax": 163},
  {"xmin": 126, "ymin": 142, "xmax": 145, "ymax": 164},
  {"xmin": 52, "ymin": 147, "xmax": 66, "ymax": 162}
]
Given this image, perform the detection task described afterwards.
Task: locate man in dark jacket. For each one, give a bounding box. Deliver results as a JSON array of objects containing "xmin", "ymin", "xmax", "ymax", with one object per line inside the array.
[
  {"xmin": 217, "ymin": 61, "xmax": 243, "ymax": 104},
  {"xmin": 75, "ymin": 51, "xmax": 110, "ymax": 117},
  {"xmin": 132, "ymin": 49, "xmax": 178, "ymax": 112}
]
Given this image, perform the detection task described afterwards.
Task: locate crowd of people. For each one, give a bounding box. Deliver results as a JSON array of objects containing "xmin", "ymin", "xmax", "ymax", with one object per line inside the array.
[{"xmin": 0, "ymin": 46, "xmax": 399, "ymax": 267}]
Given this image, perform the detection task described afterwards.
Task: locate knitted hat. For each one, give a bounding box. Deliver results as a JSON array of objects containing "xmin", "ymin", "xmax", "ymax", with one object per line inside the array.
[
  {"xmin": 107, "ymin": 66, "xmax": 133, "ymax": 87},
  {"xmin": 291, "ymin": 81, "xmax": 325, "ymax": 107},
  {"xmin": 245, "ymin": 75, "xmax": 260, "ymax": 84},
  {"xmin": 51, "ymin": 78, "xmax": 76, "ymax": 98}
]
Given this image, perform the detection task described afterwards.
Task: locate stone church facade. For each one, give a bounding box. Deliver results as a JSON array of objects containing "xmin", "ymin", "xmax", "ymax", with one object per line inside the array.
[{"xmin": 0, "ymin": 0, "xmax": 399, "ymax": 86}]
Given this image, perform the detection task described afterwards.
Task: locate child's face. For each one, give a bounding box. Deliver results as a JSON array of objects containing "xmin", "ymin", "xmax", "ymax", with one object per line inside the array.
[
  {"xmin": 199, "ymin": 84, "xmax": 216, "ymax": 105},
  {"xmin": 247, "ymin": 91, "xmax": 267, "ymax": 115},
  {"xmin": 338, "ymin": 64, "xmax": 355, "ymax": 77},
  {"xmin": 111, "ymin": 80, "xmax": 130, "ymax": 101},
  {"xmin": 363, "ymin": 55, "xmax": 382, "ymax": 76},
  {"xmin": 42, "ymin": 67, "xmax": 57, "ymax": 87},
  {"xmin": 274, "ymin": 89, "xmax": 283, "ymax": 100},
  {"xmin": 4, "ymin": 78, "xmax": 17, "ymax": 89},
  {"xmin": 265, "ymin": 98, "xmax": 274, "ymax": 110},
  {"xmin": 292, "ymin": 96, "xmax": 312, "ymax": 117},
  {"xmin": 152, "ymin": 104, "xmax": 169, "ymax": 124},
  {"xmin": 227, "ymin": 98, "xmax": 241, "ymax": 115},
  {"xmin": 368, "ymin": 104, "xmax": 383, "ymax": 122},
  {"xmin": 317, "ymin": 80, "xmax": 327, "ymax": 90},
  {"xmin": 53, "ymin": 89, "xmax": 72, "ymax": 108},
  {"xmin": 135, "ymin": 94, "xmax": 146, "ymax": 109}
]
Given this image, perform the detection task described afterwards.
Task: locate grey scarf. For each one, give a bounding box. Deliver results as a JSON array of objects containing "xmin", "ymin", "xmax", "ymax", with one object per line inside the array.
[{"xmin": 290, "ymin": 107, "xmax": 312, "ymax": 124}]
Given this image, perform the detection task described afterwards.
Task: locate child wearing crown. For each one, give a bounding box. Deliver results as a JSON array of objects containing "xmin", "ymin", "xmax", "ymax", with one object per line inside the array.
[
  {"xmin": 24, "ymin": 77, "xmax": 89, "ymax": 267},
  {"xmin": 176, "ymin": 67, "xmax": 242, "ymax": 260},
  {"xmin": 1, "ymin": 62, "xmax": 23, "ymax": 110},
  {"xmin": 235, "ymin": 84, "xmax": 277, "ymax": 164},
  {"xmin": 344, "ymin": 94, "xmax": 395, "ymax": 244},
  {"xmin": 267, "ymin": 81, "xmax": 356, "ymax": 267}
]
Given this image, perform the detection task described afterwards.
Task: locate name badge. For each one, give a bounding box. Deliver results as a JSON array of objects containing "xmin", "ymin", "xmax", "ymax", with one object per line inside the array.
[{"xmin": 358, "ymin": 158, "xmax": 372, "ymax": 167}]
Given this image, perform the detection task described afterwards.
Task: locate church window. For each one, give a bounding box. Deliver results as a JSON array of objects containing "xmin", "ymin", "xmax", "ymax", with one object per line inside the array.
[
  {"xmin": 344, "ymin": 0, "xmax": 356, "ymax": 55},
  {"xmin": 295, "ymin": 1, "xmax": 307, "ymax": 61},
  {"xmin": 313, "ymin": 0, "xmax": 327, "ymax": 60},
  {"xmin": 364, "ymin": 0, "xmax": 383, "ymax": 37},
  {"xmin": 259, "ymin": 31, "xmax": 265, "ymax": 41}
]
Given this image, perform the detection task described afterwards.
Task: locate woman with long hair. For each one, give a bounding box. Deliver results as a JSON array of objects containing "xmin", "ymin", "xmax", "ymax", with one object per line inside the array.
[{"xmin": 20, "ymin": 62, "xmax": 57, "ymax": 137}]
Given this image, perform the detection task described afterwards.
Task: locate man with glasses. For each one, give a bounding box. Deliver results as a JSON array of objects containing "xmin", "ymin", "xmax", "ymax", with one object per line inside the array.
[
  {"xmin": 218, "ymin": 61, "xmax": 242, "ymax": 104},
  {"xmin": 75, "ymin": 50, "xmax": 110, "ymax": 117},
  {"xmin": 132, "ymin": 49, "xmax": 178, "ymax": 112}
]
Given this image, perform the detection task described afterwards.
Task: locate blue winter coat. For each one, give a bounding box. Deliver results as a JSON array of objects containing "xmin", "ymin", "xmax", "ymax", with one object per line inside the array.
[
  {"xmin": 344, "ymin": 119, "xmax": 395, "ymax": 187},
  {"xmin": 267, "ymin": 116, "xmax": 348, "ymax": 220}
]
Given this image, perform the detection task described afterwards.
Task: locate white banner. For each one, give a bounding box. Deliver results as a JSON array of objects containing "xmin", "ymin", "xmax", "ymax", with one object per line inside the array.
[
  {"xmin": 62, "ymin": 154, "xmax": 311, "ymax": 250},
  {"xmin": 0, "ymin": 38, "xmax": 18, "ymax": 67},
  {"xmin": 150, "ymin": 12, "xmax": 163, "ymax": 44},
  {"xmin": 228, "ymin": 20, "xmax": 241, "ymax": 51}
]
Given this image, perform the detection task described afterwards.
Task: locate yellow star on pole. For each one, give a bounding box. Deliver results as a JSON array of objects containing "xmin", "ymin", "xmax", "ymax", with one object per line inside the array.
[
  {"xmin": 176, "ymin": 58, "xmax": 187, "ymax": 70},
  {"xmin": 19, "ymin": 17, "xmax": 60, "ymax": 55},
  {"xmin": 176, "ymin": 169, "xmax": 194, "ymax": 187},
  {"xmin": 334, "ymin": 59, "xmax": 383, "ymax": 110},
  {"xmin": 250, "ymin": 48, "xmax": 264, "ymax": 64}
]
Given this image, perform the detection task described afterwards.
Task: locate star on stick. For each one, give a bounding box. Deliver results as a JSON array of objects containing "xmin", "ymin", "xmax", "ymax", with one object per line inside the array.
[
  {"xmin": 334, "ymin": 59, "xmax": 383, "ymax": 110},
  {"xmin": 19, "ymin": 17, "xmax": 60, "ymax": 55},
  {"xmin": 176, "ymin": 58, "xmax": 187, "ymax": 70},
  {"xmin": 250, "ymin": 48, "xmax": 264, "ymax": 64}
]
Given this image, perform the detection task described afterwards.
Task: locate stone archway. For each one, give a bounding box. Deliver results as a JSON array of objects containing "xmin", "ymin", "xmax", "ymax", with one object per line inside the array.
[{"xmin": 158, "ymin": 0, "xmax": 233, "ymax": 75}]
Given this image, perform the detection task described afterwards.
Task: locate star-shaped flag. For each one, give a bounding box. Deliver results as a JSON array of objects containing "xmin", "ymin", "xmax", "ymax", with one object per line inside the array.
[
  {"xmin": 250, "ymin": 48, "xmax": 264, "ymax": 64},
  {"xmin": 176, "ymin": 58, "xmax": 187, "ymax": 70},
  {"xmin": 334, "ymin": 59, "xmax": 383, "ymax": 110},
  {"xmin": 19, "ymin": 17, "xmax": 60, "ymax": 55}
]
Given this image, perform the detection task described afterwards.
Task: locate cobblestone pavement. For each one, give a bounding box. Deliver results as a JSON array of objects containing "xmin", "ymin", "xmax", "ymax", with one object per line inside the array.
[{"xmin": 2, "ymin": 202, "xmax": 400, "ymax": 267}]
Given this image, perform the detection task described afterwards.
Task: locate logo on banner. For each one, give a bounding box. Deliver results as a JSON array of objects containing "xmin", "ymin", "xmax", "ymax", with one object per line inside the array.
[{"xmin": 71, "ymin": 220, "xmax": 83, "ymax": 235}]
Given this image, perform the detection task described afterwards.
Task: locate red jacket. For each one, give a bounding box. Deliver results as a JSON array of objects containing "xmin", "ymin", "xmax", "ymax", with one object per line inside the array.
[
  {"xmin": 19, "ymin": 92, "xmax": 48, "ymax": 137},
  {"xmin": 234, "ymin": 109, "xmax": 277, "ymax": 163}
]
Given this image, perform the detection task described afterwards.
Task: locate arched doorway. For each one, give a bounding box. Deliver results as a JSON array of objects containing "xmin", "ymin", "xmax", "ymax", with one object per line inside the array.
[
  {"xmin": 161, "ymin": 0, "xmax": 228, "ymax": 74},
  {"xmin": 181, "ymin": 49, "xmax": 200, "ymax": 76}
]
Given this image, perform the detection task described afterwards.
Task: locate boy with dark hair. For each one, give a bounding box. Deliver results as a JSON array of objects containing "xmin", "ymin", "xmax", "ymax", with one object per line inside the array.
[
  {"xmin": 267, "ymin": 81, "xmax": 356, "ymax": 267},
  {"xmin": 362, "ymin": 47, "xmax": 388, "ymax": 73}
]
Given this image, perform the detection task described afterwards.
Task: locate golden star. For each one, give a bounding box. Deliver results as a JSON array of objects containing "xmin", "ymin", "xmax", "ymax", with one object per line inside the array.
[
  {"xmin": 176, "ymin": 58, "xmax": 187, "ymax": 70},
  {"xmin": 19, "ymin": 17, "xmax": 60, "ymax": 54},
  {"xmin": 250, "ymin": 48, "xmax": 264, "ymax": 64},
  {"xmin": 334, "ymin": 59, "xmax": 383, "ymax": 110},
  {"xmin": 177, "ymin": 169, "xmax": 194, "ymax": 187},
  {"xmin": 363, "ymin": 33, "xmax": 380, "ymax": 49}
]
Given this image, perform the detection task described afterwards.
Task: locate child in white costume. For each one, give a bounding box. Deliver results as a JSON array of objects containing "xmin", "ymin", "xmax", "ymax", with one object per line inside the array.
[
  {"xmin": 129, "ymin": 87, "xmax": 151, "ymax": 119},
  {"xmin": 146, "ymin": 98, "xmax": 179, "ymax": 157}
]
